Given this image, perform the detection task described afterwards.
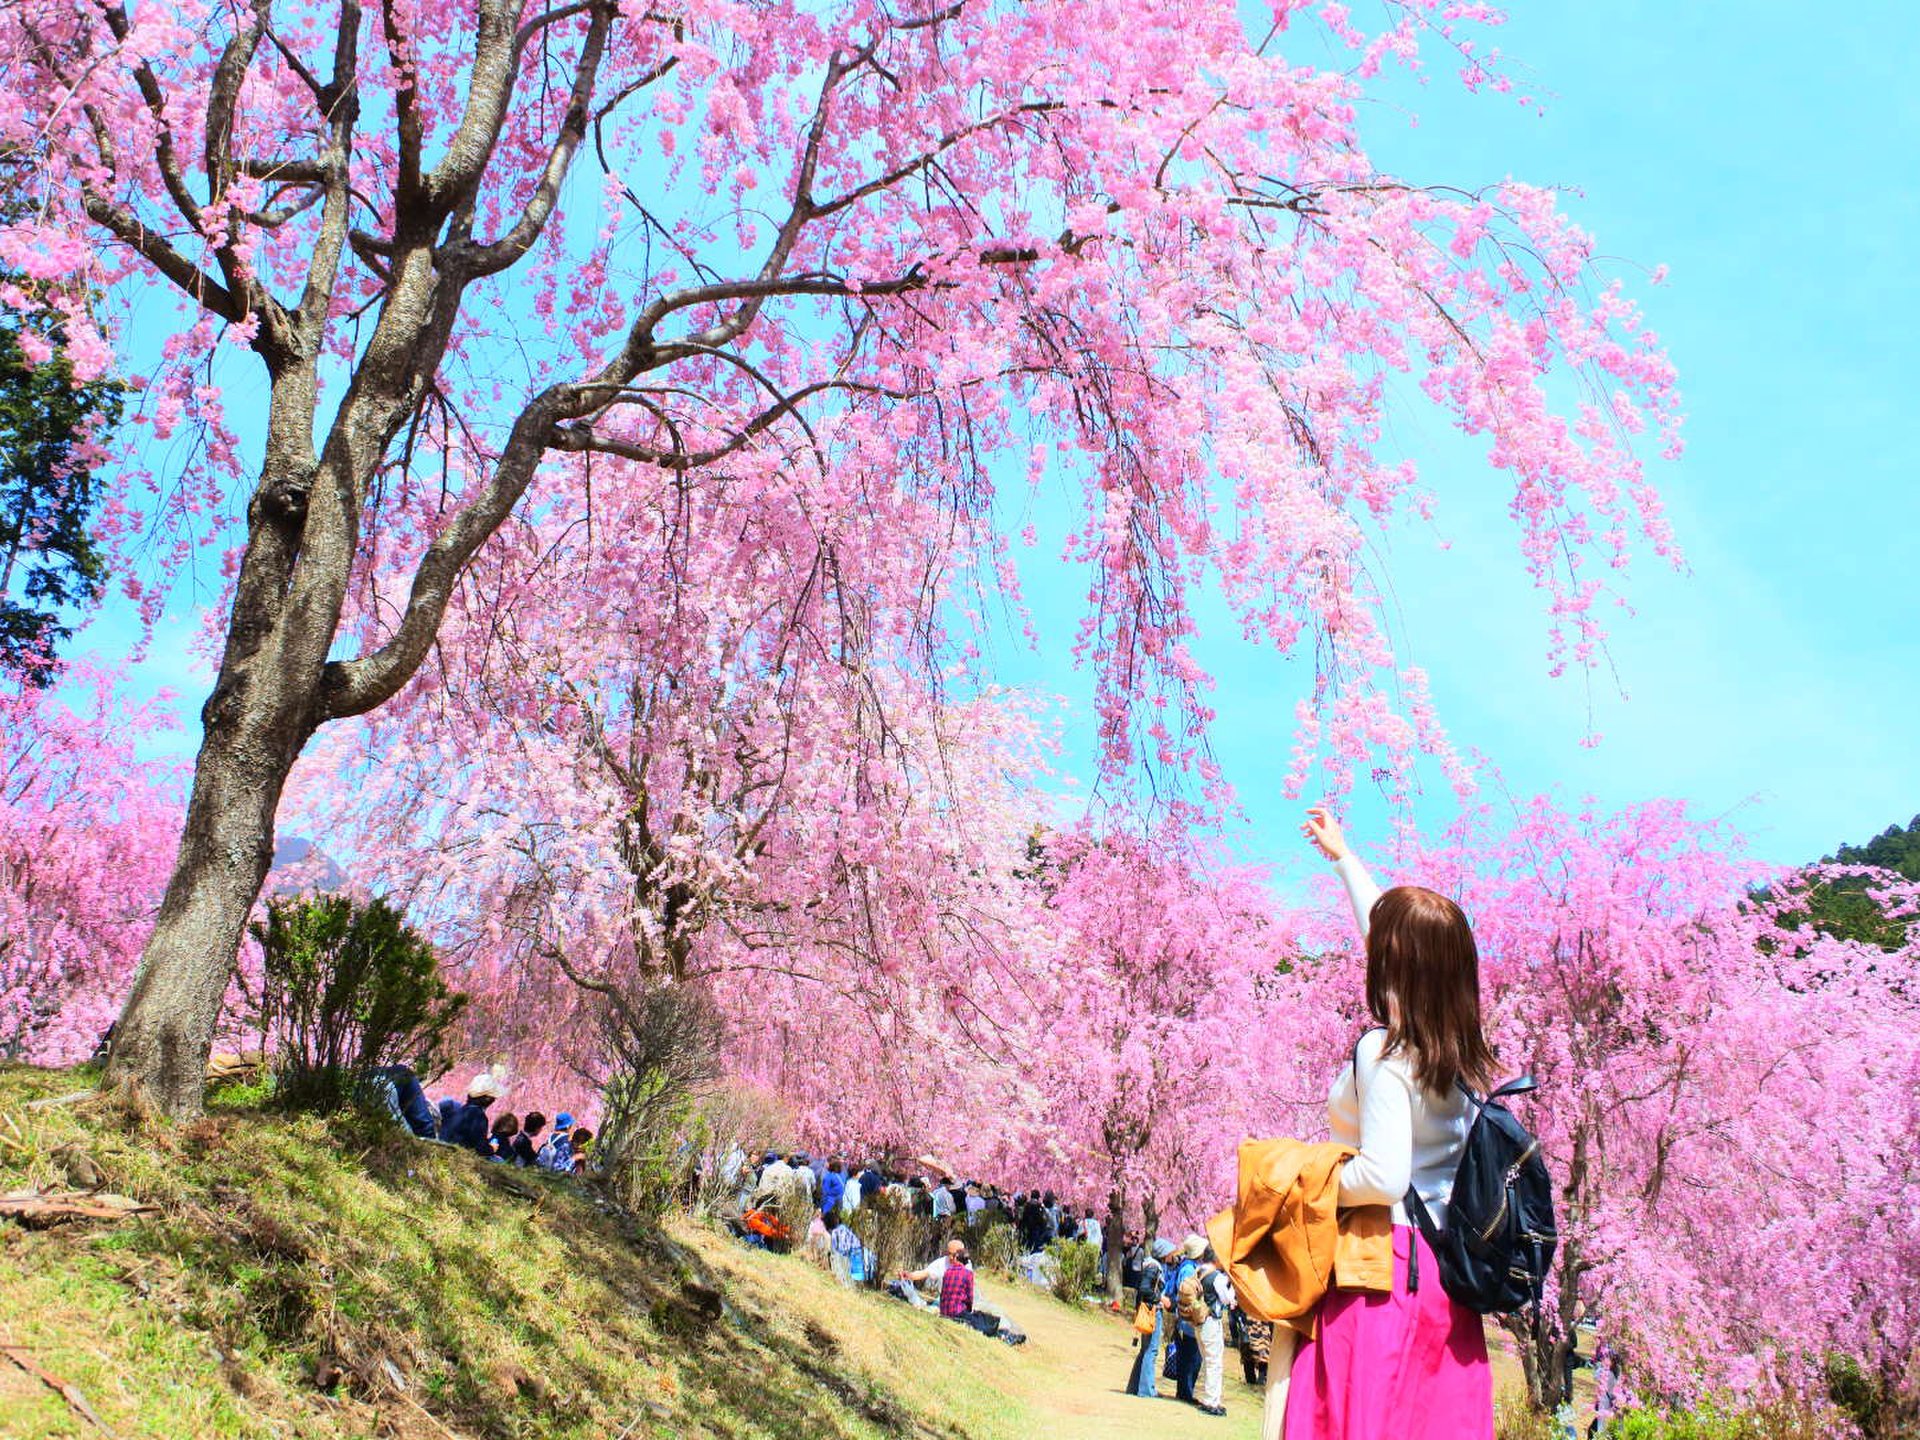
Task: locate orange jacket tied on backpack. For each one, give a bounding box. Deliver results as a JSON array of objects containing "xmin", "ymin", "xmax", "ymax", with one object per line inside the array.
[{"xmin": 1205, "ymin": 1137, "xmax": 1393, "ymax": 1338}]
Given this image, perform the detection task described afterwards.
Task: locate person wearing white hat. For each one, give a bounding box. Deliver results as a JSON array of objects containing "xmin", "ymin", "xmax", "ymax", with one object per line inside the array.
[{"xmin": 441, "ymin": 1071, "xmax": 501, "ymax": 1156}]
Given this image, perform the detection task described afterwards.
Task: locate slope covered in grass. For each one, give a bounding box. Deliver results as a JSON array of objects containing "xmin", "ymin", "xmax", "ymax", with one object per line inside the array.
[
  {"xmin": 0, "ymin": 1064, "xmax": 937, "ymax": 1439},
  {"xmin": 0, "ymin": 1064, "xmax": 1278, "ymax": 1440}
]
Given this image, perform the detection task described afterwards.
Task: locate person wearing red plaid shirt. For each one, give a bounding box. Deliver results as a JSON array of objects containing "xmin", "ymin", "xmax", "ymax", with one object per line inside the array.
[{"xmin": 937, "ymin": 1247, "xmax": 976, "ymax": 1319}]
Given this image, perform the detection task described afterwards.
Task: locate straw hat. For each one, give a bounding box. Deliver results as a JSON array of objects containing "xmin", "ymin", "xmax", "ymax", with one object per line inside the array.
[
  {"xmin": 1181, "ymin": 1233, "xmax": 1206, "ymax": 1259},
  {"xmin": 466, "ymin": 1071, "xmax": 502, "ymax": 1100}
]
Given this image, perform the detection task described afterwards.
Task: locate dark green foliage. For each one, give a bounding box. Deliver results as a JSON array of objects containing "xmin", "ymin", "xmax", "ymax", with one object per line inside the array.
[
  {"xmin": 1825, "ymin": 1353, "xmax": 1891, "ymax": 1438},
  {"xmin": 0, "ymin": 310, "xmax": 124, "ymax": 681},
  {"xmin": 251, "ymin": 894, "xmax": 468, "ymax": 1113},
  {"xmin": 1792, "ymin": 814, "xmax": 1919, "ymax": 950},
  {"xmin": 1831, "ymin": 815, "xmax": 1920, "ymax": 880}
]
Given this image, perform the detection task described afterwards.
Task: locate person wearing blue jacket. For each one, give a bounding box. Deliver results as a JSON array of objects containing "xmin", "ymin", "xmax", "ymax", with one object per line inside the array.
[
  {"xmin": 1168, "ymin": 1234, "xmax": 1205, "ymax": 1402},
  {"xmin": 820, "ymin": 1157, "xmax": 848, "ymax": 1216}
]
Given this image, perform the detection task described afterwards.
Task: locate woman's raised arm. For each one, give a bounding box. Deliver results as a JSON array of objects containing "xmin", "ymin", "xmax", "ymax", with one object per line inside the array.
[{"xmin": 1304, "ymin": 806, "xmax": 1383, "ymax": 937}]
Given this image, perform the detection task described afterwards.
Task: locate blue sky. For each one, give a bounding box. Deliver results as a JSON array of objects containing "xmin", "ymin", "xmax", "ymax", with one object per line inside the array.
[
  {"xmin": 78, "ymin": 1, "xmax": 1919, "ymax": 889},
  {"xmin": 993, "ymin": 1, "xmax": 1920, "ymax": 886}
]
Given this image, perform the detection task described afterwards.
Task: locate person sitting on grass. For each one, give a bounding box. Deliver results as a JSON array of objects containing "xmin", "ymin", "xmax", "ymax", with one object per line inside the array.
[
  {"xmin": 488, "ymin": 1112, "xmax": 520, "ymax": 1162},
  {"xmin": 938, "ymin": 1244, "xmax": 976, "ymax": 1320},
  {"xmin": 898, "ymin": 1237, "xmax": 966, "ymax": 1307},
  {"xmin": 365, "ymin": 1062, "xmax": 439, "ymax": 1138},
  {"xmin": 827, "ymin": 1208, "xmax": 867, "ymax": 1285},
  {"xmin": 934, "ymin": 1246, "xmax": 1015, "ymax": 1342},
  {"xmin": 440, "ymin": 1071, "xmax": 502, "ymax": 1155},
  {"xmin": 536, "ymin": 1113, "xmax": 576, "ymax": 1171},
  {"xmin": 567, "ymin": 1127, "xmax": 594, "ymax": 1174},
  {"xmin": 511, "ymin": 1112, "xmax": 546, "ymax": 1167}
]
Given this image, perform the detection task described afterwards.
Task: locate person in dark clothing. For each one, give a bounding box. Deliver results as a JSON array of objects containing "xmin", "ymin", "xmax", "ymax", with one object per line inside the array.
[
  {"xmin": 368, "ymin": 1064, "xmax": 439, "ymax": 1139},
  {"xmin": 1019, "ymin": 1192, "xmax": 1051, "ymax": 1254},
  {"xmin": 511, "ymin": 1112, "xmax": 546, "ymax": 1166},
  {"xmin": 440, "ymin": 1071, "xmax": 502, "ymax": 1155},
  {"xmin": 1127, "ymin": 1239, "xmax": 1174, "ymax": 1398},
  {"xmin": 488, "ymin": 1112, "xmax": 520, "ymax": 1161},
  {"xmin": 857, "ymin": 1163, "xmax": 884, "ymax": 1199},
  {"xmin": 436, "ymin": 1096, "xmax": 461, "ymax": 1137}
]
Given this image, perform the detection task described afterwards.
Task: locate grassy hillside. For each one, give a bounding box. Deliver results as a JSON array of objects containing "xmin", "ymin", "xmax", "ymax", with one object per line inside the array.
[{"xmin": 0, "ymin": 1065, "xmax": 1286, "ymax": 1440}]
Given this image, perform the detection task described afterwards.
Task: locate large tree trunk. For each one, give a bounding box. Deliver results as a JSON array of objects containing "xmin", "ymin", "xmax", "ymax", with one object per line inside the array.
[
  {"xmin": 1105, "ymin": 1185, "xmax": 1127, "ymax": 1302},
  {"xmin": 101, "ymin": 552, "xmax": 326, "ymax": 1114},
  {"xmin": 101, "ymin": 726, "xmax": 302, "ymax": 1114}
]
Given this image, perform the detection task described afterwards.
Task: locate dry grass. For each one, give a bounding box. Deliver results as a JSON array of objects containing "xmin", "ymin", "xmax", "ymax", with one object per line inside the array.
[
  {"xmin": 684, "ymin": 1224, "xmax": 1271, "ymax": 1440},
  {"xmin": 0, "ymin": 1062, "xmax": 1271, "ymax": 1440},
  {"xmin": 0, "ymin": 1064, "xmax": 898, "ymax": 1440}
]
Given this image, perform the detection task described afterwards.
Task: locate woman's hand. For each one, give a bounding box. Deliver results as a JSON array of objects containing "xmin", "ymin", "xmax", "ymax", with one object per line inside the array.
[{"xmin": 1302, "ymin": 806, "xmax": 1350, "ymax": 862}]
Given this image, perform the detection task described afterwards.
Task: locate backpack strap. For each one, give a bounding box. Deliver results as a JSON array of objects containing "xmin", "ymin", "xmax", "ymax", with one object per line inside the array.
[
  {"xmin": 1402, "ymin": 1186, "xmax": 1445, "ymax": 1295},
  {"xmin": 1456, "ymin": 1074, "xmax": 1537, "ymax": 1107},
  {"xmin": 1350, "ymin": 1026, "xmax": 1386, "ymax": 1085}
]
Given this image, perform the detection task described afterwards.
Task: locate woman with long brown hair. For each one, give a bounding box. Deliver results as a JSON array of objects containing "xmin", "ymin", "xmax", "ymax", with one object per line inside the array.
[{"xmin": 1285, "ymin": 805, "xmax": 1495, "ymax": 1440}]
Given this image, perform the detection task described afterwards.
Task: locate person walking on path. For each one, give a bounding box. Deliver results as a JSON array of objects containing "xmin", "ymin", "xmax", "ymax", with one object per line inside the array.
[
  {"xmin": 1127, "ymin": 1238, "xmax": 1175, "ymax": 1397},
  {"xmin": 1287, "ymin": 805, "xmax": 1496, "ymax": 1440}
]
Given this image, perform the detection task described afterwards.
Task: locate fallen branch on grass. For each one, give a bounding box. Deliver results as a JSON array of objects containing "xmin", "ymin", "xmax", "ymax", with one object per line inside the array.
[
  {"xmin": 0, "ymin": 1343, "xmax": 120, "ymax": 1435},
  {"xmin": 0, "ymin": 1189, "xmax": 159, "ymax": 1228}
]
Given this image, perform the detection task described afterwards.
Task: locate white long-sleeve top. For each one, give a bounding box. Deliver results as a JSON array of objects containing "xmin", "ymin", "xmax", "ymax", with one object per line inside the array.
[{"xmin": 1326, "ymin": 853, "xmax": 1472, "ymax": 1227}]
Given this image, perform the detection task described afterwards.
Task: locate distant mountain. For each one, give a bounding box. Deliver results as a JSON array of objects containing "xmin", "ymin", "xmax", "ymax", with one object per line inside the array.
[
  {"xmin": 1793, "ymin": 814, "xmax": 1919, "ymax": 949},
  {"xmin": 1830, "ymin": 815, "xmax": 1920, "ymax": 881},
  {"xmin": 268, "ymin": 835, "xmax": 347, "ymax": 895}
]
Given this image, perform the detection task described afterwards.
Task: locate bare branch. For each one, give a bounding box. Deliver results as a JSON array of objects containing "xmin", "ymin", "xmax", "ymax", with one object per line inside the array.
[
  {"xmin": 317, "ymin": 384, "xmax": 579, "ymax": 719},
  {"xmin": 451, "ymin": 0, "xmax": 614, "ymax": 278},
  {"xmin": 79, "ymin": 195, "xmax": 243, "ymax": 323}
]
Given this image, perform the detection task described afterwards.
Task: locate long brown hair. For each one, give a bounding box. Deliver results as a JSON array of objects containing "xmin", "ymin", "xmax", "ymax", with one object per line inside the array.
[{"xmin": 1365, "ymin": 885, "xmax": 1495, "ymax": 1096}]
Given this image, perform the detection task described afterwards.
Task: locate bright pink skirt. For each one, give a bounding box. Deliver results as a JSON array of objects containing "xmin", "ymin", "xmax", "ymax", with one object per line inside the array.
[{"xmin": 1282, "ymin": 1225, "xmax": 1493, "ymax": 1440}]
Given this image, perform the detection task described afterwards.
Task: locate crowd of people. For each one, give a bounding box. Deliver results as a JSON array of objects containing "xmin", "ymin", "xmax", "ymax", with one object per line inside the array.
[
  {"xmin": 370, "ymin": 1064, "xmax": 596, "ymax": 1174},
  {"xmin": 715, "ymin": 1146, "xmax": 1274, "ymax": 1413},
  {"xmin": 350, "ymin": 802, "xmax": 1603, "ymax": 1440}
]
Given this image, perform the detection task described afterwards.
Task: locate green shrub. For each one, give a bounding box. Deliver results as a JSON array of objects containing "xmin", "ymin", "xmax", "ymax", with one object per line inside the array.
[
  {"xmin": 589, "ymin": 982, "xmax": 723, "ymax": 1217},
  {"xmin": 1044, "ymin": 1238, "xmax": 1101, "ymax": 1304},
  {"xmin": 252, "ymin": 894, "xmax": 466, "ymax": 1113},
  {"xmin": 1825, "ymin": 1354, "xmax": 1888, "ymax": 1438},
  {"xmin": 1607, "ymin": 1400, "xmax": 1825, "ymax": 1440},
  {"xmin": 850, "ymin": 1190, "xmax": 928, "ymax": 1285},
  {"xmin": 971, "ymin": 1218, "xmax": 1018, "ymax": 1279}
]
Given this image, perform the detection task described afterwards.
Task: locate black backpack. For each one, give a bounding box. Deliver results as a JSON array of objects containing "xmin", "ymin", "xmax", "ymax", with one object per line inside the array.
[{"xmin": 1354, "ymin": 1030, "xmax": 1558, "ymax": 1315}]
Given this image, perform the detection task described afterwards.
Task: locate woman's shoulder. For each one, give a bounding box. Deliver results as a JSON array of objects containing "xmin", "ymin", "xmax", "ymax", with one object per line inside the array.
[
  {"xmin": 1352, "ymin": 1025, "xmax": 1392, "ymax": 1071},
  {"xmin": 1353, "ymin": 1027, "xmax": 1423, "ymax": 1090}
]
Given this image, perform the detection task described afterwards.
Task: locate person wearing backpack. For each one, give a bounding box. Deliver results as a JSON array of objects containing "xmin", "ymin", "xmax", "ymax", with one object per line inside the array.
[
  {"xmin": 1194, "ymin": 1248, "xmax": 1234, "ymax": 1416},
  {"xmin": 1126, "ymin": 1237, "xmax": 1174, "ymax": 1397},
  {"xmin": 1292, "ymin": 806, "xmax": 1498, "ymax": 1440},
  {"xmin": 536, "ymin": 1113, "xmax": 576, "ymax": 1172},
  {"xmin": 1167, "ymin": 1234, "xmax": 1206, "ymax": 1401}
]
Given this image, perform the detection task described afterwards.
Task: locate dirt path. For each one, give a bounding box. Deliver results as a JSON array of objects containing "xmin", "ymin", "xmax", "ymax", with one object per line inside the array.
[{"xmin": 971, "ymin": 1279, "xmax": 1267, "ymax": 1440}]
